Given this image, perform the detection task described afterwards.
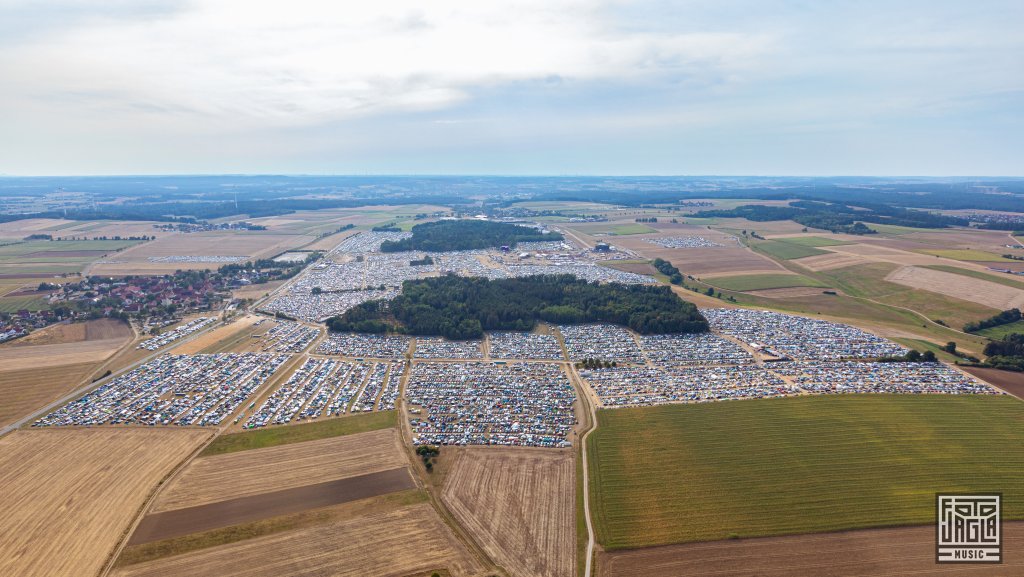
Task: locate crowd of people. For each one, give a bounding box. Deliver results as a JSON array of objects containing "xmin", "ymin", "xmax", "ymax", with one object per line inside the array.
[
  {"xmin": 703, "ymin": 308, "xmax": 908, "ymax": 360},
  {"xmin": 406, "ymin": 362, "xmax": 576, "ymax": 447},
  {"xmin": 138, "ymin": 316, "xmax": 217, "ymax": 351},
  {"xmin": 34, "ymin": 353, "xmax": 289, "ymax": 427},
  {"xmin": 487, "ymin": 331, "xmax": 564, "ymax": 360}
]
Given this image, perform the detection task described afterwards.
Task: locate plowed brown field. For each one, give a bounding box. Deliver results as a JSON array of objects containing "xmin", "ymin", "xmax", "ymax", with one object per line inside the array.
[
  {"xmin": 151, "ymin": 428, "xmax": 407, "ymax": 512},
  {"xmin": 0, "ymin": 428, "xmax": 210, "ymax": 577},
  {"xmin": 442, "ymin": 448, "xmax": 575, "ymax": 577},
  {"xmin": 599, "ymin": 523, "xmax": 1024, "ymax": 577}
]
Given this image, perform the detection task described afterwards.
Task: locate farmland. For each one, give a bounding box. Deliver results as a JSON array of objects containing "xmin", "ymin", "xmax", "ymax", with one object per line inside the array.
[
  {"xmin": 751, "ymin": 239, "xmax": 829, "ymax": 260},
  {"xmin": 152, "ymin": 428, "xmax": 408, "ymax": 512},
  {"xmin": 0, "ymin": 428, "xmax": 210, "ymax": 577},
  {"xmin": 587, "ymin": 395, "xmax": 1024, "ymax": 549},
  {"xmin": 112, "ymin": 504, "xmax": 486, "ymax": 577},
  {"xmin": 0, "ymin": 319, "xmax": 133, "ymax": 428},
  {"xmin": 200, "ymin": 410, "xmax": 396, "ymax": 456},
  {"xmin": 598, "ymin": 523, "xmax": 1024, "ymax": 577},
  {"xmin": 976, "ymin": 320, "xmax": 1024, "ymax": 339},
  {"xmin": 916, "ymin": 248, "xmax": 1013, "ymax": 262},
  {"xmin": 442, "ymin": 448, "xmax": 575, "ymax": 577},
  {"xmin": 704, "ymin": 273, "xmax": 828, "ymax": 292}
]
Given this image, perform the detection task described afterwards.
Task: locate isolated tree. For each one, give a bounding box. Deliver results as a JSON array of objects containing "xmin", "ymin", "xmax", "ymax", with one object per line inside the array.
[{"xmin": 944, "ymin": 342, "xmax": 957, "ymax": 354}]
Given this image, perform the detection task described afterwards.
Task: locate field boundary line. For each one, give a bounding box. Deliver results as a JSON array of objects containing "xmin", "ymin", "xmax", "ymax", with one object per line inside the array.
[
  {"xmin": 569, "ymin": 363, "xmax": 599, "ymax": 577},
  {"xmin": 98, "ymin": 429, "xmax": 217, "ymax": 577}
]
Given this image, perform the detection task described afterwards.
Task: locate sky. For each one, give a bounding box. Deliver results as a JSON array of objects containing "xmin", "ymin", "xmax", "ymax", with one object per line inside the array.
[{"xmin": 1, "ymin": 0, "xmax": 1022, "ymax": 176}]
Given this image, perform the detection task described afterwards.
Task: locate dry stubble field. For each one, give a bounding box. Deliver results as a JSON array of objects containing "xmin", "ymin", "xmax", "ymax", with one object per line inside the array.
[
  {"xmin": 442, "ymin": 448, "xmax": 575, "ymax": 577},
  {"xmin": 885, "ymin": 265, "xmax": 1024, "ymax": 310},
  {"xmin": 112, "ymin": 503, "xmax": 486, "ymax": 577},
  {"xmin": 151, "ymin": 428, "xmax": 408, "ymax": 512},
  {"xmin": 0, "ymin": 428, "xmax": 210, "ymax": 577},
  {"xmin": 0, "ymin": 319, "xmax": 133, "ymax": 427}
]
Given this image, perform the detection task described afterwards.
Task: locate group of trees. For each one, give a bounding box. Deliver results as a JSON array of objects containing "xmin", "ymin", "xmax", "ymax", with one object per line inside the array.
[
  {"xmin": 982, "ymin": 334, "xmax": 1024, "ymax": 371},
  {"xmin": 409, "ymin": 255, "xmax": 434, "ymax": 266},
  {"xmin": 634, "ymin": 217, "xmax": 658, "ymax": 223},
  {"xmin": 964, "ymin": 308, "xmax": 1021, "ymax": 333},
  {"xmin": 326, "ymin": 274, "xmax": 709, "ymax": 339},
  {"xmin": 652, "ymin": 258, "xmax": 684, "ymax": 285},
  {"xmin": 379, "ymin": 220, "xmax": 562, "ymax": 253},
  {"xmin": 876, "ymin": 349, "xmax": 938, "ymax": 363}
]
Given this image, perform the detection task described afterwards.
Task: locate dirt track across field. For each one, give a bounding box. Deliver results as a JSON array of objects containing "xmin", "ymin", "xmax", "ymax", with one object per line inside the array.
[
  {"xmin": 129, "ymin": 467, "xmax": 415, "ymax": 544},
  {"xmin": 961, "ymin": 366, "xmax": 1024, "ymax": 399},
  {"xmin": 599, "ymin": 522, "xmax": 1024, "ymax": 577}
]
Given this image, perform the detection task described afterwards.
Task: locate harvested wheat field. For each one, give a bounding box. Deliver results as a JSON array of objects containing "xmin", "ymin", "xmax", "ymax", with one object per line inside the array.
[
  {"xmin": 0, "ymin": 428, "xmax": 210, "ymax": 577},
  {"xmin": 0, "ymin": 337, "xmax": 128, "ymax": 370},
  {"xmin": 0, "ymin": 362, "xmax": 100, "ymax": 428},
  {"xmin": 112, "ymin": 503, "xmax": 486, "ymax": 577},
  {"xmin": 598, "ymin": 522, "xmax": 1024, "ymax": 577},
  {"xmin": 0, "ymin": 323, "xmax": 132, "ymax": 428},
  {"xmin": 152, "ymin": 428, "xmax": 407, "ymax": 512},
  {"xmin": 792, "ymin": 251, "xmax": 867, "ymax": 271},
  {"xmin": 3, "ymin": 318, "xmax": 131, "ymax": 347},
  {"xmin": 443, "ymin": 448, "xmax": 575, "ymax": 577},
  {"xmin": 885, "ymin": 265, "xmax": 1024, "ymax": 310}
]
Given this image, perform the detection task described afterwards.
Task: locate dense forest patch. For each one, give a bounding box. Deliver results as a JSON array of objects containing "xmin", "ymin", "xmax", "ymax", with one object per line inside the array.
[
  {"xmin": 379, "ymin": 219, "xmax": 562, "ymax": 252},
  {"xmin": 326, "ymin": 274, "xmax": 708, "ymax": 339}
]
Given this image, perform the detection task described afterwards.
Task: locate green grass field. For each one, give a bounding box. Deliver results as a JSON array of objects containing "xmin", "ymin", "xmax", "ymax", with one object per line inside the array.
[
  {"xmin": 752, "ymin": 239, "xmax": 829, "ymax": 260},
  {"xmin": 200, "ymin": 411, "xmax": 396, "ymax": 456},
  {"xmin": 0, "ymin": 295, "xmax": 51, "ymax": 312},
  {"xmin": 772, "ymin": 236, "xmax": 851, "ymax": 248},
  {"xmin": 705, "ymin": 273, "xmax": 828, "ymax": 291},
  {"xmin": 976, "ymin": 320, "xmax": 1024, "ymax": 339},
  {"xmin": 588, "ymin": 395, "xmax": 1024, "ymax": 549},
  {"xmin": 918, "ymin": 249, "xmax": 1014, "ymax": 262},
  {"xmin": 610, "ymin": 224, "xmax": 657, "ymax": 236}
]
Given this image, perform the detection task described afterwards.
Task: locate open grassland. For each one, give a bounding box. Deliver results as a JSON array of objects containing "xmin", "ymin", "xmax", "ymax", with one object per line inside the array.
[
  {"xmin": 0, "ymin": 293, "xmax": 50, "ymax": 311},
  {"xmin": 610, "ymin": 223, "xmax": 658, "ymax": 235},
  {"xmin": 768, "ymin": 235, "xmax": 851, "ymax": 247},
  {"xmin": 814, "ymin": 262, "xmax": 999, "ymax": 329},
  {"xmin": 751, "ymin": 239, "xmax": 829, "ymax": 260},
  {"xmin": 443, "ymin": 449, "xmax": 575, "ymax": 577},
  {"xmin": 153, "ymin": 428, "xmax": 408, "ymax": 512},
  {"xmin": 917, "ymin": 248, "xmax": 1014, "ymax": 262},
  {"xmin": 588, "ymin": 395, "xmax": 1024, "ymax": 549},
  {"xmin": 200, "ymin": 410, "xmax": 396, "ymax": 456},
  {"xmin": 598, "ymin": 523, "xmax": 1024, "ymax": 577},
  {"xmin": 0, "ymin": 429, "xmax": 210, "ymax": 577},
  {"xmin": 111, "ymin": 503, "xmax": 486, "ymax": 577},
  {"xmin": 705, "ymin": 273, "xmax": 827, "ymax": 292},
  {"xmin": 976, "ymin": 320, "xmax": 1024, "ymax": 339}
]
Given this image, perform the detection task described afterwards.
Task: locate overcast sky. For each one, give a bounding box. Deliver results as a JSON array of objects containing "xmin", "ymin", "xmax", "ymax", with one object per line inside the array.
[{"xmin": 1, "ymin": 0, "xmax": 1022, "ymax": 176}]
